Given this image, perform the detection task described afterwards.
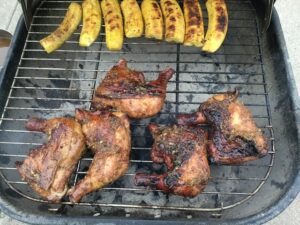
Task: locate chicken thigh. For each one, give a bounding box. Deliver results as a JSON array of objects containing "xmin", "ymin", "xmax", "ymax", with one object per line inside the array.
[
  {"xmin": 68, "ymin": 109, "xmax": 131, "ymax": 202},
  {"xmin": 92, "ymin": 58, "xmax": 174, "ymax": 118},
  {"xmin": 177, "ymin": 90, "xmax": 268, "ymax": 164},
  {"xmin": 16, "ymin": 117, "xmax": 86, "ymax": 202},
  {"xmin": 135, "ymin": 124, "xmax": 210, "ymax": 197}
]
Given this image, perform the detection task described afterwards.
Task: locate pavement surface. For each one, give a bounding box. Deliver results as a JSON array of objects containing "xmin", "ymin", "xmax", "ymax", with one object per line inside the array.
[
  {"xmin": 0, "ymin": 0, "xmax": 299, "ymax": 224},
  {"xmin": 267, "ymin": 1, "xmax": 300, "ymax": 223}
]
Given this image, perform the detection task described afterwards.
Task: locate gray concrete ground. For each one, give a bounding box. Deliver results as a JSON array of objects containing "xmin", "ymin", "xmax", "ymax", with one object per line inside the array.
[
  {"xmin": 267, "ymin": 0, "xmax": 300, "ymax": 223},
  {"xmin": 0, "ymin": 0, "xmax": 299, "ymax": 224}
]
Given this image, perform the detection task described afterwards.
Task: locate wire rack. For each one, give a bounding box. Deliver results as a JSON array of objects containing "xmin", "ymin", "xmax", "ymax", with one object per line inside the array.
[{"xmin": 0, "ymin": 0, "xmax": 275, "ymax": 219}]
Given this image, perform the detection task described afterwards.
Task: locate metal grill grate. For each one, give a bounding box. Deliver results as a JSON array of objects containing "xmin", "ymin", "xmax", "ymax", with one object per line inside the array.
[{"xmin": 0, "ymin": 0, "xmax": 275, "ymax": 218}]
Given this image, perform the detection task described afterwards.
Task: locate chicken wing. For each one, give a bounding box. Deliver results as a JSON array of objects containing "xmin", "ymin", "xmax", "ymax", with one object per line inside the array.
[
  {"xmin": 135, "ymin": 124, "xmax": 210, "ymax": 197},
  {"xmin": 16, "ymin": 118, "xmax": 86, "ymax": 202},
  {"xmin": 92, "ymin": 58, "xmax": 174, "ymax": 118},
  {"xmin": 68, "ymin": 109, "xmax": 131, "ymax": 202},
  {"xmin": 177, "ymin": 90, "xmax": 268, "ymax": 164}
]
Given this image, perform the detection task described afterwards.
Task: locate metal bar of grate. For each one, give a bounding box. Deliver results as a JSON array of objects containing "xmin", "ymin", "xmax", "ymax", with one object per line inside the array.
[
  {"xmin": 33, "ymin": 15, "xmax": 256, "ymax": 22},
  {"xmin": 15, "ymin": 68, "xmax": 264, "ymax": 75},
  {"xmin": 0, "ymin": 152, "xmax": 274, "ymax": 165},
  {"xmin": 11, "ymin": 78, "xmax": 267, "ymax": 85},
  {"xmin": 27, "ymin": 35, "xmax": 261, "ymax": 44},
  {"xmin": 0, "ymin": 0, "xmax": 275, "ymax": 219},
  {"xmin": 28, "ymin": 31, "xmax": 260, "ymax": 38},
  {"xmin": 30, "ymin": 23, "xmax": 258, "ymax": 29},
  {"xmin": 35, "ymin": 8, "xmax": 256, "ymax": 13}
]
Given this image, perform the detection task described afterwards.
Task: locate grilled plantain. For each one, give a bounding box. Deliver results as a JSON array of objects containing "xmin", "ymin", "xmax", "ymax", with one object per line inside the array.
[
  {"xmin": 101, "ymin": 0, "xmax": 124, "ymax": 50},
  {"xmin": 79, "ymin": 0, "xmax": 102, "ymax": 47},
  {"xmin": 40, "ymin": 3, "xmax": 82, "ymax": 53},
  {"xmin": 160, "ymin": 0, "xmax": 185, "ymax": 43},
  {"xmin": 141, "ymin": 0, "xmax": 163, "ymax": 40},
  {"xmin": 202, "ymin": 0, "xmax": 228, "ymax": 53},
  {"xmin": 121, "ymin": 0, "xmax": 144, "ymax": 38},
  {"xmin": 183, "ymin": 0, "xmax": 204, "ymax": 47}
]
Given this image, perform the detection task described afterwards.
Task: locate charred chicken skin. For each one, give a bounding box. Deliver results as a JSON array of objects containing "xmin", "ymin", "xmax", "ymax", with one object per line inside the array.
[
  {"xmin": 68, "ymin": 109, "xmax": 131, "ymax": 202},
  {"xmin": 92, "ymin": 58, "xmax": 175, "ymax": 118},
  {"xmin": 135, "ymin": 124, "xmax": 210, "ymax": 197},
  {"xmin": 16, "ymin": 118, "xmax": 86, "ymax": 202},
  {"xmin": 177, "ymin": 90, "xmax": 268, "ymax": 164}
]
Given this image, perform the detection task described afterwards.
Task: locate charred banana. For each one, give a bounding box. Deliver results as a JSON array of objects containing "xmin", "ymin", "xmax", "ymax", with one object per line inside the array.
[
  {"xmin": 40, "ymin": 3, "xmax": 82, "ymax": 53},
  {"xmin": 183, "ymin": 0, "xmax": 204, "ymax": 47},
  {"xmin": 121, "ymin": 0, "xmax": 144, "ymax": 38},
  {"xmin": 101, "ymin": 0, "xmax": 124, "ymax": 50},
  {"xmin": 79, "ymin": 0, "xmax": 102, "ymax": 47},
  {"xmin": 160, "ymin": 0, "xmax": 185, "ymax": 43},
  {"xmin": 141, "ymin": 0, "xmax": 163, "ymax": 40},
  {"xmin": 202, "ymin": 0, "xmax": 228, "ymax": 53}
]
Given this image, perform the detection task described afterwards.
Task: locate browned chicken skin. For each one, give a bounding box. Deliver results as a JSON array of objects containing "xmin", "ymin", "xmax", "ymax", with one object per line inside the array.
[
  {"xmin": 177, "ymin": 90, "xmax": 268, "ymax": 164},
  {"xmin": 16, "ymin": 118, "xmax": 86, "ymax": 202},
  {"xmin": 135, "ymin": 124, "xmax": 210, "ymax": 197},
  {"xmin": 68, "ymin": 109, "xmax": 131, "ymax": 202},
  {"xmin": 92, "ymin": 58, "xmax": 175, "ymax": 118}
]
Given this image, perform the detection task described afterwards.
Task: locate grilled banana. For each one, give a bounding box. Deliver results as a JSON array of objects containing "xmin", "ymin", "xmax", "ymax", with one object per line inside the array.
[
  {"xmin": 40, "ymin": 3, "xmax": 82, "ymax": 53},
  {"xmin": 183, "ymin": 0, "xmax": 204, "ymax": 47},
  {"xmin": 141, "ymin": 0, "xmax": 163, "ymax": 40},
  {"xmin": 202, "ymin": 0, "xmax": 228, "ymax": 53},
  {"xmin": 101, "ymin": 0, "xmax": 124, "ymax": 50},
  {"xmin": 121, "ymin": 0, "xmax": 144, "ymax": 38},
  {"xmin": 160, "ymin": 0, "xmax": 185, "ymax": 43},
  {"xmin": 79, "ymin": 0, "xmax": 102, "ymax": 47}
]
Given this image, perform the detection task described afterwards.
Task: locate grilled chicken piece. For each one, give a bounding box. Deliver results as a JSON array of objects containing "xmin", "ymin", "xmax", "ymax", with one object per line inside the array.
[
  {"xmin": 92, "ymin": 58, "xmax": 174, "ymax": 118},
  {"xmin": 16, "ymin": 118, "xmax": 86, "ymax": 202},
  {"xmin": 177, "ymin": 90, "xmax": 268, "ymax": 164},
  {"xmin": 135, "ymin": 124, "xmax": 210, "ymax": 197},
  {"xmin": 68, "ymin": 109, "xmax": 131, "ymax": 202}
]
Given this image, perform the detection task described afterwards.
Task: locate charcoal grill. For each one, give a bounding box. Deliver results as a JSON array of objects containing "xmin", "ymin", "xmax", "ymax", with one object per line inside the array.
[{"xmin": 0, "ymin": 0, "xmax": 299, "ymax": 224}]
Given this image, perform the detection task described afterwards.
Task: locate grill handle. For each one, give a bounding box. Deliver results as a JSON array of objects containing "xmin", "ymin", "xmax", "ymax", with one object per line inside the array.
[
  {"xmin": 264, "ymin": 0, "xmax": 276, "ymax": 32},
  {"xmin": 20, "ymin": 0, "xmax": 33, "ymax": 30}
]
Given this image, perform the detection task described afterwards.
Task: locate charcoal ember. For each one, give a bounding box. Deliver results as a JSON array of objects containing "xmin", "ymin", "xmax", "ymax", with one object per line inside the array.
[
  {"xmin": 143, "ymin": 191, "xmax": 167, "ymax": 206},
  {"xmin": 122, "ymin": 192, "xmax": 143, "ymax": 204},
  {"xmin": 96, "ymin": 190, "xmax": 116, "ymax": 203}
]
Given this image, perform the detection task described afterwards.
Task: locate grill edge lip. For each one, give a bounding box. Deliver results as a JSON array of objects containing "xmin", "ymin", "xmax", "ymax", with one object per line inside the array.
[{"xmin": 0, "ymin": 5, "xmax": 299, "ymax": 225}]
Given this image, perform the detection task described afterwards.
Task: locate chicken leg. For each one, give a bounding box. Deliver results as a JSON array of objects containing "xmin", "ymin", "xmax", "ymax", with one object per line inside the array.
[
  {"xmin": 92, "ymin": 58, "xmax": 175, "ymax": 118},
  {"xmin": 68, "ymin": 109, "xmax": 131, "ymax": 202},
  {"xmin": 135, "ymin": 124, "xmax": 210, "ymax": 197},
  {"xmin": 177, "ymin": 90, "xmax": 268, "ymax": 164},
  {"xmin": 16, "ymin": 117, "xmax": 86, "ymax": 202}
]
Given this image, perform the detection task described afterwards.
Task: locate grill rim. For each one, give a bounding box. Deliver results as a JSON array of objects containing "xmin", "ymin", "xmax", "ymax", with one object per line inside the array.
[
  {"xmin": 0, "ymin": 5, "xmax": 299, "ymax": 225},
  {"xmin": 0, "ymin": 0, "xmax": 276, "ymax": 213}
]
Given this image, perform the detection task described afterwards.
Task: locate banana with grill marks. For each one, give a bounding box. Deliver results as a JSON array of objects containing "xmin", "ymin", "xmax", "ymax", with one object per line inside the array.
[
  {"xmin": 121, "ymin": 0, "xmax": 144, "ymax": 38},
  {"xmin": 79, "ymin": 0, "xmax": 102, "ymax": 47},
  {"xmin": 101, "ymin": 0, "xmax": 124, "ymax": 50},
  {"xmin": 141, "ymin": 0, "xmax": 164, "ymax": 40},
  {"xmin": 183, "ymin": 0, "xmax": 204, "ymax": 47},
  {"xmin": 40, "ymin": 3, "xmax": 82, "ymax": 53},
  {"xmin": 160, "ymin": 0, "xmax": 185, "ymax": 43},
  {"xmin": 202, "ymin": 0, "xmax": 228, "ymax": 53}
]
